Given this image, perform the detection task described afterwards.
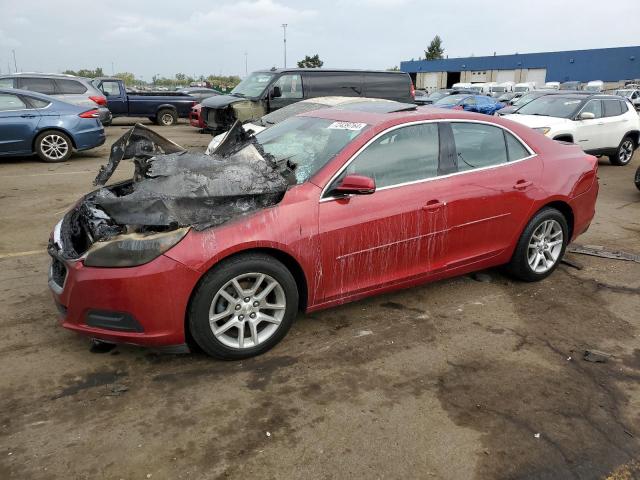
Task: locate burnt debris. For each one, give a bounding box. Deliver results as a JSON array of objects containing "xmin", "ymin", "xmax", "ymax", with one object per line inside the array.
[{"xmin": 55, "ymin": 122, "xmax": 294, "ymax": 259}]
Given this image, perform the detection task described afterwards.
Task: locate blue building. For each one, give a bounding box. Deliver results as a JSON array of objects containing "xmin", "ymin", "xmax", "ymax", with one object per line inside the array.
[{"xmin": 400, "ymin": 46, "xmax": 640, "ymax": 91}]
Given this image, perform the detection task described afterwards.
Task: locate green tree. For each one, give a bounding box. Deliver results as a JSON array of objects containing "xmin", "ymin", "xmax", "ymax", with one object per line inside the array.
[
  {"xmin": 62, "ymin": 67, "xmax": 104, "ymax": 78},
  {"xmin": 297, "ymin": 54, "xmax": 323, "ymax": 68},
  {"xmin": 424, "ymin": 35, "xmax": 444, "ymax": 60},
  {"xmin": 114, "ymin": 72, "xmax": 136, "ymax": 85}
]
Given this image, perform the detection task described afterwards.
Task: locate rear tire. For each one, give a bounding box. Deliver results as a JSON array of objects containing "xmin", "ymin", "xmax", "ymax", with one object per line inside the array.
[
  {"xmin": 634, "ymin": 166, "xmax": 640, "ymax": 191},
  {"xmin": 609, "ymin": 135, "xmax": 635, "ymax": 166},
  {"xmin": 35, "ymin": 131, "xmax": 73, "ymax": 163},
  {"xmin": 147, "ymin": 116, "xmax": 156, "ymax": 123},
  {"xmin": 506, "ymin": 207, "xmax": 568, "ymax": 282},
  {"xmin": 188, "ymin": 253, "xmax": 299, "ymax": 360},
  {"xmin": 156, "ymin": 108, "xmax": 177, "ymax": 126}
]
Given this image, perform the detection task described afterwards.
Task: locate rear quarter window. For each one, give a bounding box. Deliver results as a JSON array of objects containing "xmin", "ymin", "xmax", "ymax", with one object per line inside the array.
[
  {"xmin": 304, "ymin": 72, "xmax": 363, "ymax": 97},
  {"xmin": 18, "ymin": 77, "xmax": 56, "ymax": 94},
  {"xmin": 0, "ymin": 78, "xmax": 15, "ymax": 88},
  {"xmin": 363, "ymin": 73, "xmax": 409, "ymax": 101},
  {"xmin": 55, "ymin": 79, "xmax": 88, "ymax": 94},
  {"xmin": 505, "ymin": 132, "xmax": 530, "ymax": 161}
]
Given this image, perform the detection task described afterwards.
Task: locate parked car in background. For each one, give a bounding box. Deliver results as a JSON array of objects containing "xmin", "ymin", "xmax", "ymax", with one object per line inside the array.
[
  {"xmin": 178, "ymin": 87, "xmax": 222, "ymax": 102},
  {"xmin": 49, "ymin": 105, "xmax": 598, "ymax": 358},
  {"xmin": 433, "ymin": 94, "xmax": 504, "ymax": 115},
  {"xmin": 91, "ymin": 78, "xmax": 196, "ymax": 126},
  {"xmin": 200, "ymin": 68, "xmax": 415, "ymax": 133},
  {"xmin": 504, "ymin": 94, "xmax": 640, "ymax": 165},
  {"xmin": 514, "ymin": 82, "xmax": 536, "ymax": 94},
  {"xmin": 615, "ymin": 88, "xmax": 640, "ymax": 110},
  {"xmin": 0, "ymin": 73, "xmax": 111, "ymax": 125},
  {"xmin": 585, "ymin": 80, "xmax": 604, "ymax": 92},
  {"xmin": 489, "ymin": 82, "xmax": 515, "ymax": 97},
  {"xmin": 414, "ymin": 88, "xmax": 476, "ymax": 105},
  {"xmin": 189, "ymin": 103, "xmax": 206, "ymax": 130},
  {"xmin": 544, "ymin": 82, "xmax": 560, "ymax": 90},
  {"xmin": 495, "ymin": 90, "xmax": 591, "ymax": 116},
  {"xmin": 452, "ymin": 82, "xmax": 473, "ymax": 90},
  {"xmin": 0, "ymin": 88, "xmax": 105, "ymax": 162},
  {"xmin": 205, "ymin": 96, "xmax": 404, "ymax": 154},
  {"xmin": 560, "ymin": 81, "xmax": 583, "ymax": 90},
  {"xmin": 497, "ymin": 92, "xmax": 518, "ymax": 103}
]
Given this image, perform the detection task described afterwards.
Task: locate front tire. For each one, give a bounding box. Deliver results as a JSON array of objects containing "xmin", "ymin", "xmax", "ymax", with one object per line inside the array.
[
  {"xmin": 188, "ymin": 253, "xmax": 299, "ymax": 359},
  {"xmin": 506, "ymin": 208, "xmax": 568, "ymax": 282},
  {"xmin": 35, "ymin": 131, "xmax": 73, "ymax": 162},
  {"xmin": 609, "ymin": 136, "xmax": 635, "ymax": 166},
  {"xmin": 634, "ymin": 166, "xmax": 640, "ymax": 191},
  {"xmin": 156, "ymin": 108, "xmax": 177, "ymax": 126}
]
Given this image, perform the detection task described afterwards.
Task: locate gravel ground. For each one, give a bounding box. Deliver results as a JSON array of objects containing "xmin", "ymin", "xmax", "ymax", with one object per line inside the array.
[{"xmin": 1, "ymin": 117, "xmax": 639, "ymax": 480}]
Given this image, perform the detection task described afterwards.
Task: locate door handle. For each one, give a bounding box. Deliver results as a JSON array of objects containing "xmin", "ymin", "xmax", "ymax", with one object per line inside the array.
[
  {"xmin": 20, "ymin": 114, "xmax": 36, "ymax": 118},
  {"xmin": 422, "ymin": 200, "xmax": 445, "ymax": 211},
  {"xmin": 513, "ymin": 180, "xmax": 533, "ymax": 190}
]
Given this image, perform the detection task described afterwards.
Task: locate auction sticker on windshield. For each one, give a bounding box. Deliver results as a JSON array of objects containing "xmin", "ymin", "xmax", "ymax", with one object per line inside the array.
[{"xmin": 327, "ymin": 121, "xmax": 367, "ymax": 131}]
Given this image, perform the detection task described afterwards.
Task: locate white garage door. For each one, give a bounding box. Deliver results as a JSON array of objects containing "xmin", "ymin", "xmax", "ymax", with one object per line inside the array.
[
  {"xmin": 470, "ymin": 70, "xmax": 487, "ymax": 82},
  {"xmin": 526, "ymin": 69, "xmax": 547, "ymax": 87},
  {"xmin": 417, "ymin": 72, "xmax": 439, "ymax": 92},
  {"xmin": 495, "ymin": 70, "xmax": 516, "ymax": 83}
]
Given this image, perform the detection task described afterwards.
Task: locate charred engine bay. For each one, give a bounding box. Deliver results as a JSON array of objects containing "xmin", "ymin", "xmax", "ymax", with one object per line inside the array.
[{"xmin": 55, "ymin": 122, "xmax": 294, "ymax": 259}]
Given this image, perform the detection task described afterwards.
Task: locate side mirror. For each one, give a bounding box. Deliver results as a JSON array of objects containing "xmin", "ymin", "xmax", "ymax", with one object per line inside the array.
[
  {"xmin": 333, "ymin": 174, "xmax": 376, "ymax": 196},
  {"xmin": 103, "ymin": 91, "xmax": 110, "ymax": 97},
  {"xmin": 579, "ymin": 111, "xmax": 595, "ymax": 120},
  {"xmin": 271, "ymin": 86, "xmax": 282, "ymax": 98}
]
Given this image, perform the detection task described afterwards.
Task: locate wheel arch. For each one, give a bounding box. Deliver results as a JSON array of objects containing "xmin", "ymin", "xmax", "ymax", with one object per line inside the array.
[
  {"xmin": 32, "ymin": 127, "xmax": 77, "ymax": 152},
  {"xmin": 537, "ymin": 200, "xmax": 575, "ymax": 239},
  {"xmin": 155, "ymin": 104, "xmax": 178, "ymax": 115},
  {"xmin": 183, "ymin": 247, "xmax": 310, "ymax": 348},
  {"xmin": 622, "ymin": 130, "xmax": 640, "ymax": 146}
]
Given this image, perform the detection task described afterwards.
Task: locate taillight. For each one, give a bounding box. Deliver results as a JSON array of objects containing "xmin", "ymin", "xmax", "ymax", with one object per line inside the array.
[
  {"xmin": 79, "ymin": 109, "xmax": 100, "ymax": 118},
  {"xmin": 89, "ymin": 95, "xmax": 107, "ymax": 106},
  {"xmin": 410, "ymin": 80, "xmax": 415, "ymax": 99}
]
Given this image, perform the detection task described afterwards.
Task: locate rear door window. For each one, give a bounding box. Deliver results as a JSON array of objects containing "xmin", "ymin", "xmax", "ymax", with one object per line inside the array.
[
  {"xmin": 0, "ymin": 78, "xmax": 15, "ymax": 88},
  {"xmin": 602, "ymin": 99, "xmax": 623, "ymax": 117},
  {"xmin": 450, "ymin": 122, "xmax": 508, "ymax": 171},
  {"xmin": 18, "ymin": 77, "xmax": 56, "ymax": 94},
  {"xmin": 0, "ymin": 93, "xmax": 27, "ymax": 111},
  {"xmin": 55, "ymin": 79, "xmax": 87, "ymax": 94},
  {"xmin": 342, "ymin": 123, "xmax": 440, "ymax": 188}
]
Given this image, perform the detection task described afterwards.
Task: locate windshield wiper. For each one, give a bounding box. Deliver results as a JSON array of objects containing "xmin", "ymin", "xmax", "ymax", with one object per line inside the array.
[{"xmin": 231, "ymin": 92, "xmax": 245, "ymax": 97}]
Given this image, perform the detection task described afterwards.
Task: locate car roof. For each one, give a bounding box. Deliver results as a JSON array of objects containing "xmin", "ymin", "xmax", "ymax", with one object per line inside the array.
[
  {"xmin": 0, "ymin": 72, "xmax": 79, "ymax": 78},
  {"xmin": 254, "ymin": 68, "xmax": 407, "ymax": 75},
  {"xmin": 299, "ymin": 104, "xmax": 501, "ymax": 126}
]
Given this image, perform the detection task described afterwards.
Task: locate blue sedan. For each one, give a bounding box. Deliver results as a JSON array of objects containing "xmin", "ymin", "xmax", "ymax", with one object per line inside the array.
[
  {"xmin": 0, "ymin": 88, "xmax": 105, "ymax": 162},
  {"xmin": 433, "ymin": 94, "xmax": 505, "ymax": 115}
]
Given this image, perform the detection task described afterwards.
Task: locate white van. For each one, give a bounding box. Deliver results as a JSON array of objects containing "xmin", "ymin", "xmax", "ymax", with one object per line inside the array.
[
  {"xmin": 452, "ymin": 82, "xmax": 473, "ymax": 90},
  {"xmin": 585, "ymin": 80, "xmax": 604, "ymax": 92},
  {"xmin": 489, "ymin": 81, "xmax": 515, "ymax": 97},
  {"xmin": 544, "ymin": 81, "xmax": 560, "ymax": 90},
  {"xmin": 514, "ymin": 82, "xmax": 536, "ymax": 93}
]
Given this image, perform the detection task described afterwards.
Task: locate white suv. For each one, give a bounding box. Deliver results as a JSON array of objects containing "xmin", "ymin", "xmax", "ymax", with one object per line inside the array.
[{"xmin": 504, "ymin": 94, "xmax": 640, "ymax": 166}]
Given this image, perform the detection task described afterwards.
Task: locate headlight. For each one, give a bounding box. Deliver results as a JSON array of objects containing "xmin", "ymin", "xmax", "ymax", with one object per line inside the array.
[
  {"xmin": 534, "ymin": 127, "xmax": 551, "ymax": 135},
  {"xmin": 84, "ymin": 228, "xmax": 189, "ymax": 268}
]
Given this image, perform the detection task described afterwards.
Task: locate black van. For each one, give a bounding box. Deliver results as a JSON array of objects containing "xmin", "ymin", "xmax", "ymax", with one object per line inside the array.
[{"xmin": 200, "ymin": 68, "xmax": 414, "ymax": 132}]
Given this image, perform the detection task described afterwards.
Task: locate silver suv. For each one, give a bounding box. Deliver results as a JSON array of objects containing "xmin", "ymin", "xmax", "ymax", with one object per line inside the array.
[{"xmin": 0, "ymin": 73, "xmax": 112, "ymax": 125}]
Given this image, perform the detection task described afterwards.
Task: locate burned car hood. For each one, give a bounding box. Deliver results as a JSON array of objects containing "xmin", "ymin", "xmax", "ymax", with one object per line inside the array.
[
  {"xmin": 55, "ymin": 122, "xmax": 294, "ymax": 259},
  {"xmin": 200, "ymin": 94, "xmax": 250, "ymax": 109}
]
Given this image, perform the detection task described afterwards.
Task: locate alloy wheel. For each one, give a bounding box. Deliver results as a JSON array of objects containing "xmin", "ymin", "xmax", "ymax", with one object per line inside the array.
[
  {"xmin": 208, "ymin": 273, "xmax": 286, "ymax": 349},
  {"xmin": 527, "ymin": 219, "xmax": 563, "ymax": 274},
  {"xmin": 619, "ymin": 140, "xmax": 634, "ymax": 164},
  {"xmin": 161, "ymin": 113, "xmax": 174, "ymax": 125},
  {"xmin": 40, "ymin": 134, "xmax": 69, "ymax": 160}
]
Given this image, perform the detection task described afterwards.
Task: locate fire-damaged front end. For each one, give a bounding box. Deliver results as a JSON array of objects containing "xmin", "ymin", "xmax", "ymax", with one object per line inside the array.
[{"xmin": 48, "ymin": 122, "xmax": 294, "ymax": 349}]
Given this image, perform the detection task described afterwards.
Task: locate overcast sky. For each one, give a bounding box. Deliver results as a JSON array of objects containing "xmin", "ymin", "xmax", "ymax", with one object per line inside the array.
[{"xmin": 0, "ymin": 0, "xmax": 637, "ymax": 79}]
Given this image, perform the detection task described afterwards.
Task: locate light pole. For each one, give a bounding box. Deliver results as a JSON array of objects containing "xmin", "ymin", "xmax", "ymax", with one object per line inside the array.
[
  {"xmin": 12, "ymin": 49, "xmax": 17, "ymax": 72},
  {"xmin": 281, "ymin": 24, "xmax": 287, "ymax": 68},
  {"xmin": 244, "ymin": 51, "xmax": 248, "ymax": 76}
]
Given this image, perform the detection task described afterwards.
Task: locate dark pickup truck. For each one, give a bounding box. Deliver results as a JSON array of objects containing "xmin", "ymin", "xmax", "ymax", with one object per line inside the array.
[{"xmin": 91, "ymin": 78, "xmax": 196, "ymax": 126}]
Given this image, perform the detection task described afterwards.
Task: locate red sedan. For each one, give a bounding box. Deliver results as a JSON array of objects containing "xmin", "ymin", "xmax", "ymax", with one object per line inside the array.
[
  {"xmin": 189, "ymin": 103, "xmax": 205, "ymax": 129},
  {"xmin": 49, "ymin": 107, "xmax": 598, "ymax": 359}
]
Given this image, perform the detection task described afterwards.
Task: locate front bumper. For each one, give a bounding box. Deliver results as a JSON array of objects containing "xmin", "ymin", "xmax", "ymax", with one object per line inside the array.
[{"xmin": 48, "ymin": 250, "xmax": 201, "ymax": 348}]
